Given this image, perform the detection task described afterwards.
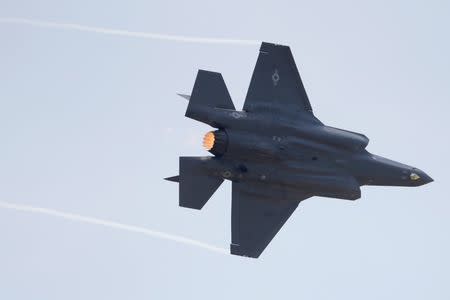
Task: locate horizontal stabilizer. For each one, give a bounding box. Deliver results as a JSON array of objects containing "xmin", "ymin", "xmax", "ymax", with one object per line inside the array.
[
  {"xmin": 179, "ymin": 157, "xmax": 223, "ymax": 210},
  {"xmin": 185, "ymin": 70, "xmax": 235, "ymax": 123}
]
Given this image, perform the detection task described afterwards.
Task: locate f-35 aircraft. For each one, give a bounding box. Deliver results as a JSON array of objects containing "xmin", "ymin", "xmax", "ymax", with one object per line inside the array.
[{"xmin": 166, "ymin": 42, "xmax": 433, "ymax": 258}]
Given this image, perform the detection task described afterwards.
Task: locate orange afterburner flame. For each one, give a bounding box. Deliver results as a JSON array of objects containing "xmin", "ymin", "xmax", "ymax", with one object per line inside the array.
[{"xmin": 203, "ymin": 131, "xmax": 215, "ymax": 150}]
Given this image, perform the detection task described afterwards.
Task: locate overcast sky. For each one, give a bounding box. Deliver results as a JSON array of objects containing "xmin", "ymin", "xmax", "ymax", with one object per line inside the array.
[{"xmin": 0, "ymin": 1, "xmax": 449, "ymax": 299}]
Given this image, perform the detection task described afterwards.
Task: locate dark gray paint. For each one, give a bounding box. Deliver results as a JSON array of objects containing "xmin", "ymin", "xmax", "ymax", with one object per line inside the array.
[{"xmin": 166, "ymin": 42, "xmax": 433, "ymax": 258}]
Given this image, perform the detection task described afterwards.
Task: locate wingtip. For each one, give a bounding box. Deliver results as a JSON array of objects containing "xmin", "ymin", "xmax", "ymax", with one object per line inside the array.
[
  {"xmin": 164, "ymin": 175, "xmax": 180, "ymax": 182},
  {"xmin": 260, "ymin": 41, "xmax": 289, "ymax": 52},
  {"xmin": 177, "ymin": 93, "xmax": 190, "ymax": 101}
]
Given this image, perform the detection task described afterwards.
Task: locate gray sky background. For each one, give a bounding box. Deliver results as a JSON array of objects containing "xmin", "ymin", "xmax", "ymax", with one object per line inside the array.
[{"xmin": 0, "ymin": 1, "xmax": 449, "ymax": 299}]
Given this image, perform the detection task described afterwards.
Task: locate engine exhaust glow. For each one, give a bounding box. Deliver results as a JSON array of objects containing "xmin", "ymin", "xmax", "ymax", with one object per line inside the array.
[{"xmin": 203, "ymin": 131, "xmax": 215, "ymax": 150}]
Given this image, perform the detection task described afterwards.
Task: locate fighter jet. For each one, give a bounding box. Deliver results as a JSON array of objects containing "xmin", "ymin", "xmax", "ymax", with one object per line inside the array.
[{"xmin": 166, "ymin": 42, "xmax": 433, "ymax": 258}]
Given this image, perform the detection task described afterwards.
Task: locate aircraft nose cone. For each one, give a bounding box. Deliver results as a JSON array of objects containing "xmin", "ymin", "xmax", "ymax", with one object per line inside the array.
[
  {"xmin": 420, "ymin": 171, "xmax": 434, "ymax": 185},
  {"xmin": 413, "ymin": 169, "xmax": 434, "ymax": 186}
]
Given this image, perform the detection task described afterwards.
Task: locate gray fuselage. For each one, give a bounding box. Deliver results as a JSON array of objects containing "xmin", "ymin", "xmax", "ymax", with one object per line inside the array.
[{"xmin": 197, "ymin": 107, "xmax": 433, "ymax": 201}]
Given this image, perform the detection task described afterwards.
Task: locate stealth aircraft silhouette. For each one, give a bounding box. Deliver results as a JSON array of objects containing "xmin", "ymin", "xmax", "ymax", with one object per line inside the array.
[{"xmin": 166, "ymin": 42, "xmax": 433, "ymax": 258}]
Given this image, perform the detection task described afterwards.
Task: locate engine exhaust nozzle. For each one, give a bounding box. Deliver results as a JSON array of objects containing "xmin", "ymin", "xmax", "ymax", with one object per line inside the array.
[{"xmin": 202, "ymin": 130, "xmax": 228, "ymax": 156}]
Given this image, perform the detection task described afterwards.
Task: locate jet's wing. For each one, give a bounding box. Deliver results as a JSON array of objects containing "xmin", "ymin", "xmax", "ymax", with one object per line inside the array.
[
  {"xmin": 231, "ymin": 182, "xmax": 311, "ymax": 258},
  {"xmin": 243, "ymin": 42, "xmax": 313, "ymax": 114}
]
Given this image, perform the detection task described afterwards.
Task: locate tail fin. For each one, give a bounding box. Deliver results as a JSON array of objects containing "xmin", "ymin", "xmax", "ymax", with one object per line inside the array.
[
  {"xmin": 185, "ymin": 70, "xmax": 235, "ymax": 123},
  {"xmin": 178, "ymin": 157, "xmax": 223, "ymax": 210}
]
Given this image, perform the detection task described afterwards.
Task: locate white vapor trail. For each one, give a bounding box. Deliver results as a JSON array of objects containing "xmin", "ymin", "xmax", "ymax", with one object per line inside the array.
[
  {"xmin": 0, "ymin": 17, "xmax": 260, "ymax": 45},
  {"xmin": 0, "ymin": 200, "xmax": 228, "ymax": 255}
]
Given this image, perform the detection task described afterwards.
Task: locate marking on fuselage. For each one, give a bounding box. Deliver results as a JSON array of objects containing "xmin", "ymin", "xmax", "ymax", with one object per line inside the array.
[
  {"xmin": 272, "ymin": 69, "xmax": 280, "ymax": 86},
  {"xmin": 230, "ymin": 111, "xmax": 246, "ymax": 119},
  {"xmin": 272, "ymin": 136, "xmax": 282, "ymax": 142},
  {"xmin": 222, "ymin": 171, "xmax": 232, "ymax": 178}
]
